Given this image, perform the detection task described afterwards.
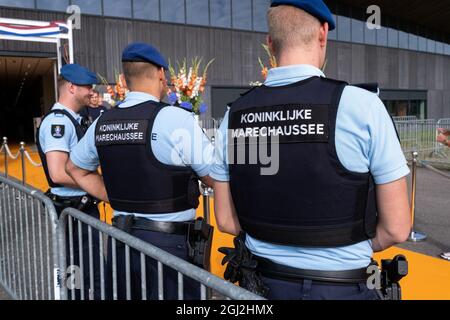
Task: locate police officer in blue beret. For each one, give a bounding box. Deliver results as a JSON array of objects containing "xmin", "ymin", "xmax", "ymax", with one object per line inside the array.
[
  {"xmin": 36, "ymin": 63, "xmax": 101, "ymax": 299},
  {"xmin": 212, "ymin": 0, "xmax": 411, "ymax": 300},
  {"xmin": 66, "ymin": 42, "xmax": 214, "ymax": 299}
]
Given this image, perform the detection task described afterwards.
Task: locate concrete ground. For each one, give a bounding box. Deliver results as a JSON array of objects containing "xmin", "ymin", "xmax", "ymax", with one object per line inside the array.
[
  {"xmin": 399, "ymin": 166, "xmax": 450, "ymax": 257},
  {"xmin": 0, "ymin": 285, "xmax": 11, "ymax": 300}
]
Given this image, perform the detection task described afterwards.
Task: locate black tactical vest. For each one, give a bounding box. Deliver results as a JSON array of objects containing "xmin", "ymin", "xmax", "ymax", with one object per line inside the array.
[
  {"xmin": 36, "ymin": 109, "xmax": 87, "ymax": 188},
  {"xmin": 94, "ymin": 100, "xmax": 200, "ymax": 214},
  {"xmin": 228, "ymin": 76, "xmax": 377, "ymax": 247}
]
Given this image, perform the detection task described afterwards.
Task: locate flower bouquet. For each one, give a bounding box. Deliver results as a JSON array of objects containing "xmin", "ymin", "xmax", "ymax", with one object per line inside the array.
[
  {"xmin": 259, "ymin": 44, "xmax": 277, "ymax": 80},
  {"xmin": 167, "ymin": 57, "xmax": 214, "ymax": 115},
  {"xmin": 97, "ymin": 71, "xmax": 128, "ymax": 107},
  {"xmin": 249, "ymin": 44, "xmax": 278, "ymax": 86}
]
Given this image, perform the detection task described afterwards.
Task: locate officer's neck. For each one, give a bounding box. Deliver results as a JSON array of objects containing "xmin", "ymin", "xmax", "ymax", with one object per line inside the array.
[
  {"xmin": 129, "ymin": 85, "xmax": 161, "ymax": 101},
  {"xmin": 277, "ymin": 49, "xmax": 322, "ymax": 69},
  {"xmin": 58, "ymin": 97, "xmax": 82, "ymax": 114}
]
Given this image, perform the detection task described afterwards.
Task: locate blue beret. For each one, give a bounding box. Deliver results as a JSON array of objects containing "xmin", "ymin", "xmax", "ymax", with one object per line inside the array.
[
  {"xmin": 271, "ymin": 0, "xmax": 336, "ymax": 31},
  {"xmin": 122, "ymin": 42, "xmax": 168, "ymax": 70},
  {"xmin": 60, "ymin": 64, "xmax": 98, "ymax": 85}
]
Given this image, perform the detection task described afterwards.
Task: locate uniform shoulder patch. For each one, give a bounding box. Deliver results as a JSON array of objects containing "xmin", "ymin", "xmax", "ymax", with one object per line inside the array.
[{"xmin": 51, "ymin": 125, "xmax": 65, "ymax": 138}]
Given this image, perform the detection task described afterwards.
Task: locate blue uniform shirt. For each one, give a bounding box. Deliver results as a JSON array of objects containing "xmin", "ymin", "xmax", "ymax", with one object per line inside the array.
[
  {"xmin": 70, "ymin": 92, "xmax": 214, "ymax": 222},
  {"xmin": 39, "ymin": 103, "xmax": 87, "ymax": 197},
  {"xmin": 211, "ymin": 64, "xmax": 410, "ymax": 271}
]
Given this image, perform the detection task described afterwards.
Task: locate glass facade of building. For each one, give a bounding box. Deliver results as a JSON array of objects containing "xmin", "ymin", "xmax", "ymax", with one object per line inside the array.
[{"xmin": 1, "ymin": 0, "xmax": 450, "ymax": 55}]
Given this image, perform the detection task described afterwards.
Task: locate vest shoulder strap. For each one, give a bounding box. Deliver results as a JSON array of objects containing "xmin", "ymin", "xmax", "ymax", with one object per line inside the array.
[
  {"xmin": 41, "ymin": 109, "xmax": 85, "ymax": 140},
  {"xmin": 41, "ymin": 109, "xmax": 79, "ymax": 129}
]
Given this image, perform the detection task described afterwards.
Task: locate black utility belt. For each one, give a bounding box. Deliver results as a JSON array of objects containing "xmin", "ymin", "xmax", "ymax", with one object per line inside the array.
[
  {"xmin": 112, "ymin": 215, "xmax": 190, "ymax": 235},
  {"xmin": 46, "ymin": 190, "xmax": 98, "ymax": 208},
  {"xmin": 255, "ymin": 256, "xmax": 370, "ymax": 284}
]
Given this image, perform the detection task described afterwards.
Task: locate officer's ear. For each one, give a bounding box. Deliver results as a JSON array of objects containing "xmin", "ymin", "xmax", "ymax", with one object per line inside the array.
[
  {"xmin": 158, "ymin": 67, "xmax": 166, "ymax": 81},
  {"xmin": 319, "ymin": 22, "xmax": 328, "ymax": 48},
  {"xmin": 67, "ymin": 82, "xmax": 76, "ymax": 95}
]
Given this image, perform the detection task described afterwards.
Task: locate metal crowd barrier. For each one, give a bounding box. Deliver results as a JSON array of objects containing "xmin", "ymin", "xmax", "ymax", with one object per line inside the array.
[
  {"xmin": 393, "ymin": 118, "xmax": 450, "ymax": 160},
  {"xmin": 0, "ymin": 176, "xmax": 261, "ymax": 300},
  {"xmin": 59, "ymin": 207, "xmax": 263, "ymax": 301},
  {"xmin": 0, "ymin": 175, "xmax": 60, "ymax": 300},
  {"xmin": 408, "ymin": 152, "xmax": 427, "ymax": 242},
  {"xmin": 1, "ymin": 134, "xmax": 263, "ymax": 301},
  {"xmin": 392, "ymin": 116, "xmax": 418, "ymax": 122}
]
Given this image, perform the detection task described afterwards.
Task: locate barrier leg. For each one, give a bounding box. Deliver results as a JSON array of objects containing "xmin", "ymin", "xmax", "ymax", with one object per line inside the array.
[
  {"xmin": 20, "ymin": 142, "xmax": 26, "ymax": 186},
  {"xmin": 408, "ymin": 151, "xmax": 427, "ymax": 242},
  {"xmin": 3, "ymin": 137, "xmax": 7, "ymax": 178}
]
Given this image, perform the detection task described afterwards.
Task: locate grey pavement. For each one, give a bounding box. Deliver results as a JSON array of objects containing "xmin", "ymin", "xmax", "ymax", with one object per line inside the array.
[
  {"xmin": 0, "ymin": 285, "xmax": 11, "ymax": 300},
  {"xmin": 398, "ymin": 166, "xmax": 450, "ymax": 257}
]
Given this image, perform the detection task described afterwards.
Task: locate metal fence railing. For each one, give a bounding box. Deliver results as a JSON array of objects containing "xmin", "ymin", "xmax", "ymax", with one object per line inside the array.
[
  {"xmin": 0, "ymin": 175, "xmax": 60, "ymax": 300},
  {"xmin": 58, "ymin": 208, "xmax": 263, "ymax": 301},
  {"xmin": 393, "ymin": 118, "xmax": 450, "ymax": 160},
  {"xmin": 392, "ymin": 116, "xmax": 418, "ymax": 122},
  {"xmin": 0, "ymin": 171, "xmax": 262, "ymax": 300}
]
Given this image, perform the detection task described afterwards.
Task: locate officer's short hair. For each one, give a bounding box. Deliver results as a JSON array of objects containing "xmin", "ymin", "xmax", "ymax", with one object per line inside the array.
[
  {"xmin": 267, "ymin": 5, "xmax": 321, "ymax": 55},
  {"xmin": 57, "ymin": 75, "xmax": 69, "ymax": 94},
  {"xmin": 122, "ymin": 62, "xmax": 158, "ymax": 89}
]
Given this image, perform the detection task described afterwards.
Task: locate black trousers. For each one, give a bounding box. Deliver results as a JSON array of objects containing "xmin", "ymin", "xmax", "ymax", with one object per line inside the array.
[
  {"xmin": 106, "ymin": 229, "xmax": 200, "ymax": 300},
  {"xmin": 260, "ymin": 275, "xmax": 381, "ymax": 300},
  {"xmin": 56, "ymin": 203, "xmax": 102, "ymax": 300}
]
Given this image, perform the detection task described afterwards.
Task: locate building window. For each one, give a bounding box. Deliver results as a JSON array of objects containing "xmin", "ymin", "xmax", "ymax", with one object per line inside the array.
[
  {"xmin": 186, "ymin": 0, "xmax": 209, "ymax": 26},
  {"xmin": 351, "ymin": 18, "xmax": 364, "ymax": 44},
  {"xmin": 418, "ymin": 36, "xmax": 427, "ymax": 52},
  {"xmin": 446, "ymin": 44, "xmax": 450, "ymax": 55},
  {"xmin": 210, "ymin": 0, "xmax": 231, "ymax": 28},
  {"xmin": 252, "ymin": 0, "xmax": 269, "ymax": 32},
  {"xmin": 232, "ymin": 0, "xmax": 252, "ymax": 30},
  {"xmin": 328, "ymin": 14, "xmax": 337, "ymax": 40},
  {"xmin": 427, "ymin": 39, "xmax": 436, "ymax": 53},
  {"xmin": 364, "ymin": 25, "xmax": 376, "ymax": 45},
  {"xmin": 399, "ymin": 31, "xmax": 408, "ymax": 49},
  {"xmin": 409, "ymin": 34, "xmax": 418, "ymax": 51},
  {"xmin": 387, "ymin": 28, "xmax": 398, "ymax": 48},
  {"xmin": 436, "ymin": 42, "xmax": 444, "ymax": 55},
  {"xmin": 382, "ymin": 90, "xmax": 428, "ymax": 119},
  {"xmin": 384, "ymin": 100, "xmax": 426, "ymax": 119},
  {"xmin": 71, "ymin": 0, "xmax": 102, "ymax": 15},
  {"xmin": 103, "ymin": 0, "xmax": 132, "ymax": 18},
  {"xmin": 0, "ymin": 0, "xmax": 34, "ymax": 9},
  {"xmin": 133, "ymin": 0, "xmax": 159, "ymax": 21},
  {"xmin": 376, "ymin": 26, "xmax": 387, "ymax": 46},
  {"xmin": 36, "ymin": 0, "xmax": 69, "ymax": 11},
  {"xmin": 161, "ymin": 0, "xmax": 185, "ymax": 24},
  {"xmin": 337, "ymin": 15, "xmax": 351, "ymax": 42}
]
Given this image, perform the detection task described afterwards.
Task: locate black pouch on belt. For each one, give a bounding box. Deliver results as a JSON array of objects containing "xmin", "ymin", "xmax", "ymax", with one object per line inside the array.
[{"xmin": 187, "ymin": 217, "xmax": 214, "ymax": 270}]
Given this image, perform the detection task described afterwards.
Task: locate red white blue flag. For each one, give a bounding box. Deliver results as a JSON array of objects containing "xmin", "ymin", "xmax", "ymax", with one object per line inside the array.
[{"xmin": 0, "ymin": 21, "xmax": 68, "ymax": 37}]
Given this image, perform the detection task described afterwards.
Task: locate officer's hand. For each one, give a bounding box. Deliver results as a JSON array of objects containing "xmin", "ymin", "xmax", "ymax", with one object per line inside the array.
[{"xmin": 219, "ymin": 246, "xmax": 242, "ymax": 283}]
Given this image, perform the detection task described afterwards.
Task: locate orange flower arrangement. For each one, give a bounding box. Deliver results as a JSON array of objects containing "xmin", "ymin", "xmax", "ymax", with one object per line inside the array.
[
  {"xmin": 98, "ymin": 71, "xmax": 128, "ymax": 107},
  {"xmin": 167, "ymin": 57, "xmax": 214, "ymax": 115},
  {"xmin": 259, "ymin": 44, "xmax": 277, "ymax": 80}
]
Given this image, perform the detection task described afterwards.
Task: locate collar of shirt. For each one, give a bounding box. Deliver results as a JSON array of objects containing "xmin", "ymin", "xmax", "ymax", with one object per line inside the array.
[
  {"xmin": 118, "ymin": 91, "xmax": 160, "ymax": 109},
  {"xmin": 52, "ymin": 102, "xmax": 82, "ymax": 123},
  {"xmin": 264, "ymin": 64, "xmax": 325, "ymax": 87}
]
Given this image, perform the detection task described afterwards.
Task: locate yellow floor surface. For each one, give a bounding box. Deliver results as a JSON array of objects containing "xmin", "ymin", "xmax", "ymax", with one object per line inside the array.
[{"xmin": 1, "ymin": 146, "xmax": 450, "ymax": 300}]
